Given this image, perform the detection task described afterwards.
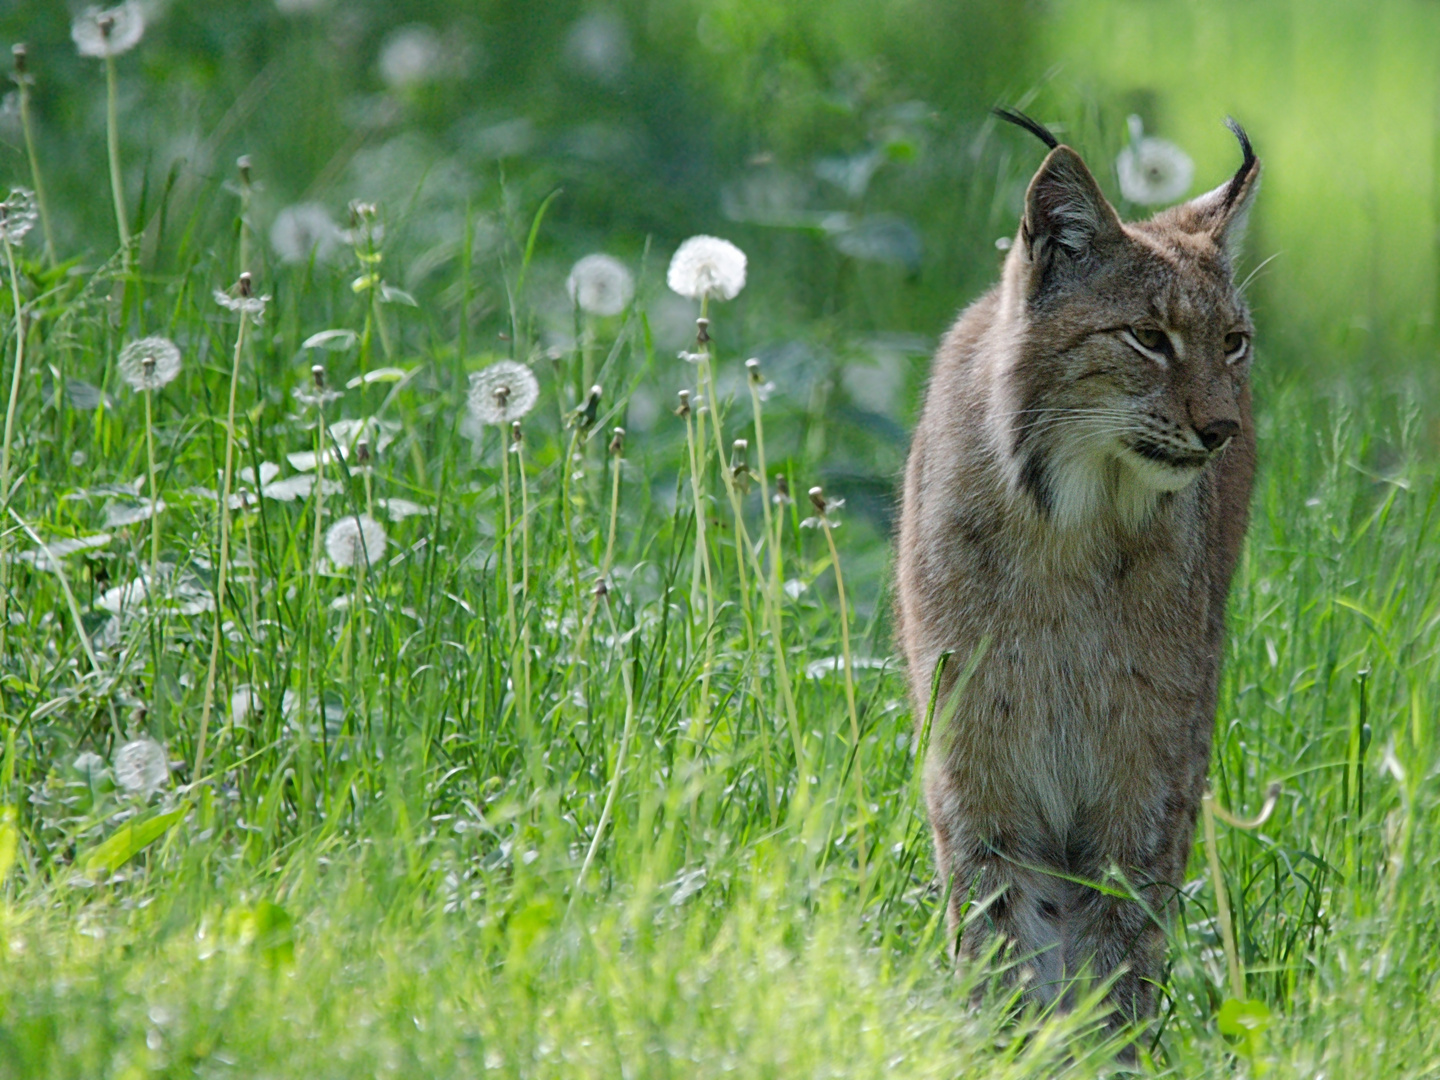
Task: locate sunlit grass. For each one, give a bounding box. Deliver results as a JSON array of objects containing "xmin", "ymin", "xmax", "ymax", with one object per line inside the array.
[{"xmin": 0, "ymin": 8, "xmax": 1439, "ymax": 1074}]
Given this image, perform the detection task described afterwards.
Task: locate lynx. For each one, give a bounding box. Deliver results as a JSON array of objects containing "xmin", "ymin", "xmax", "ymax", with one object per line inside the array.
[{"xmin": 895, "ymin": 110, "xmax": 1260, "ymax": 1026}]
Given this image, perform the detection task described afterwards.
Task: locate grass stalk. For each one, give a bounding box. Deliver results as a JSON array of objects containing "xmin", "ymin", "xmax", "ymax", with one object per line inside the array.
[
  {"xmin": 194, "ymin": 295, "xmax": 251, "ymax": 784},
  {"xmin": 814, "ymin": 489, "xmax": 866, "ymax": 890}
]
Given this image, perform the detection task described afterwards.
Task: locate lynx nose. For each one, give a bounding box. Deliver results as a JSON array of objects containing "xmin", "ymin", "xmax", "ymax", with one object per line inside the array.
[{"xmin": 1197, "ymin": 419, "xmax": 1239, "ymax": 452}]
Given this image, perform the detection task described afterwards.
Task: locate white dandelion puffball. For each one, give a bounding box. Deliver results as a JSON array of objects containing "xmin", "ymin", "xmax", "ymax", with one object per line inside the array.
[
  {"xmin": 1116, "ymin": 115, "xmax": 1194, "ymax": 206},
  {"xmin": 114, "ymin": 737, "xmax": 168, "ymax": 796},
  {"xmin": 666, "ymin": 235, "xmax": 747, "ymax": 302},
  {"xmin": 213, "ymin": 288, "xmax": 270, "ymax": 322},
  {"xmin": 325, "ymin": 514, "xmax": 388, "ymax": 569},
  {"xmin": 72, "ymin": 2, "xmax": 145, "ymax": 58},
  {"xmin": 566, "ymin": 254, "xmax": 634, "ymax": 317},
  {"xmin": 0, "ymin": 188, "xmax": 37, "ymax": 245},
  {"xmin": 118, "ymin": 336, "xmax": 182, "ymax": 392},
  {"xmin": 466, "ymin": 361, "xmax": 540, "ymax": 426},
  {"xmin": 271, "ymin": 203, "xmax": 342, "ymax": 265},
  {"xmin": 378, "ymin": 24, "xmax": 444, "ymax": 89}
]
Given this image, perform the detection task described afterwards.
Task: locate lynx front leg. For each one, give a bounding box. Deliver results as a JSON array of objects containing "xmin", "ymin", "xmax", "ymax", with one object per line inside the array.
[{"xmin": 931, "ymin": 812, "xmax": 1072, "ymax": 1006}]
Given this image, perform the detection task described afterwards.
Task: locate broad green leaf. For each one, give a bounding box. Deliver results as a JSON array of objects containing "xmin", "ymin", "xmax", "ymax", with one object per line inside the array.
[
  {"xmin": 345, "ymin": 366, "xmax": 412, "ymax": 389},
  {"xmin": 81, "ymin": 804, "xmax": 187, "ymax": 877},
  {"xmin": 301, "ymin": 328, "xmax": 359, "ymax": 352}
]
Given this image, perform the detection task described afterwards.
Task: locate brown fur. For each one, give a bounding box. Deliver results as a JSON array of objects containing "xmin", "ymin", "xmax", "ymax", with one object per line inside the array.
[{"xmin": 896, "ymin": 123, "xmax": 1260, "ymax": 1026}]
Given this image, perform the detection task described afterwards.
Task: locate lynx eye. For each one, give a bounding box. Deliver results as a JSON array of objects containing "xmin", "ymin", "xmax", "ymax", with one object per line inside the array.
[
  {"xmin": 1120, "ymin": 325, "xmax": 1172, "ymax": 364},
  {"xmin": 1224, "ymin": 331, "xmax": 1249, "ymax": 362}
]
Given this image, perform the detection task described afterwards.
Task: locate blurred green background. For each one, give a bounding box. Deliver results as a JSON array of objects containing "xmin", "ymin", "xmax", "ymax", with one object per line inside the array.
[{"xmin": 1, "ymin": 0, "xmax": 1434, "ymax": 504}]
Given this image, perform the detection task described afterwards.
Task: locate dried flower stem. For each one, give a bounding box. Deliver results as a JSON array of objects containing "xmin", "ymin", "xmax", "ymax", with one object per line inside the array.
[
  {"xmin": 1202, "ymin": 781, "xmax": 1282, "ymax": 1000},
  {"xmin": 817, "ymin": 503, "xmax": 866, "ymax": 888},
  {"xmin": 104, "ymin": 53, "xmax": 131, "ymax": 270},
  {"xmin": 194, "ymin": 299, "xmax": 250, "ymax": 783}
]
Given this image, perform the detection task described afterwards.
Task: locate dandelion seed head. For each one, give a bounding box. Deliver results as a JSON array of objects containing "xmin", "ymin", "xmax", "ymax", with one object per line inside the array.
[
  {"xmin": 1116, "ymin": 116, "xmax": 1194, "ymax": 206},
  {"xmin": 72, "ymin": 2, "xmax": 145, "ymax": 58},
  {"xmin": 113, "ymin": 737, "xmax": 168, "ymax": 796},
  {"xmin": 0, "ymin": 188, "xmax": 37, "ymax": 245},
  {"xmin": 566, "ymin": 253, "xmax": 634, "ymax": 317},
  {"xmin": 325, "ymin": 514, "xmax": 387, "ymax": 569},
  {"xmin": 378, "ymin": 24, "xmax": 444, "ymax": 89},
  {"xmin": 666, "ymin": 235, "xmax": 747, "ymax": 301},
  {"xmin": 271, "ymin": 203, "xmax": 341, "ymax": 265},
  {"xmin": 118, "ymin": 336, "xmax": 182, "ymax": 392},
  {"xmin": 213, "ymin": 286, "xmax": 270, "ymax": 323},
  {"xmin": 467, "ymin": 361, "xmax": 539, "ymax": 426}
]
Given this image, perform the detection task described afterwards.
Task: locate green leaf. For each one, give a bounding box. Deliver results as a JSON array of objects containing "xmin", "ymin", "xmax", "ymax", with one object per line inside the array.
[
  {"xmin": 301, "ymin": 328, "xmax": 359, "ymax": 352},
  {"xmin": 251, "ymin": 899, "xmax": 295, "ymax": 968},
  {"xmin": 80, "ymin": 804, "xmax": 187, "ymax": 877},
  {"xmin": 0, "ymin": 806, "xmax": 17, "ymax": 885},
  {"xmin": 345, "ymin": 366, "xmax": 412, "ymax": 389},
  {"xmin": 1217, "ymin": 996, "xmax": 1271, "ymax": 1037}
]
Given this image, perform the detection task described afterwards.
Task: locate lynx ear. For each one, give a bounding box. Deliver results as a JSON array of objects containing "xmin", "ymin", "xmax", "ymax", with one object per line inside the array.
[
  {"xmin": 1179, "ymin": 118, "xmax": 1260, "ymax": 259},
  {"xmin": 1021, "ymin": 146, "xmax": 1124, "ymax": 286}
]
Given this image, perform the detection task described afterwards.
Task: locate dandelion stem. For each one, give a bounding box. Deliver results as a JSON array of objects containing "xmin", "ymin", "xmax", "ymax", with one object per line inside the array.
[
  {"xmin": 14, "ymin": 61, "xmax": 55, "ymax": 267},
  {"xmin": 747, "ymin": 376, "xmax": 804, "ymax": 776},
  {"xmin": 195, "ymin": 306, "xmax": 249, "ymax": 785},
  {"xmin": 104, "ymin": 53, "xmax": 131, "ymax": 270},
  {"xmin": 0, "ymin": 237, "xmax": 26, "ymax": 652},
  {"xmin": 682, "ymin": 401, "xmax": 714, "ymax": 728},
  {"xmin": 820, "ymin": 512, "xmax": 866, "ymax": 890},
  {"xmin": 143, "ymin": 387, "xmax": 160, "ymax": 599},
  {"xmin": 501, "ymin": 429, "xmax": 517, "ymax": 643}
]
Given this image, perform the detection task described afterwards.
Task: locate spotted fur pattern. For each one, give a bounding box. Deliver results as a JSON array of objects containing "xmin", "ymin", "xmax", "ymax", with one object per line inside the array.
[{"xmin": 896, "ymin": 124, "xmax": 1260, "ymax": 1027}]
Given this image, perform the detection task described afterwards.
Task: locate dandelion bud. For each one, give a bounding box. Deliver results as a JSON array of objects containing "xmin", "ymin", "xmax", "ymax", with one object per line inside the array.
[
  {"xmin": 237, "ymin": 155, "xmax": 252, "ymax": 186},
  {"xmin": 493, "ymin": 384, "xmax": 510, "ymax": 411},
  {"xmin": 745, "ymin": 357, "xmax": 762, "ymax": 382},
  {"xmin": 609, "ymin": 427, "xmax": 625, "ymax": 456},
  {"xmin": 730, "ymin": 439, "xmax": 751, "ymax": 492},
  {"xmin": 695, "ymin": 317, "xmax": 710, "ymax": 346},
  {"xmin": 578, "ymin": 384, "xmax": 602, "ymax": 430},
  {"xmin": 809, "ymin": 486, "xmax": 826, "ymax": 514},
  {"xmin": 675, "ymin": 389, "xmax": 691, "ymax": 418},
  {"xmin": 142, "ymin": 355, "xmax": 155, "ymax": 380},
  {"xmin": 594, "ymin": 577, "xmax": 609, "ymax": 599},
  {"xmin": 12, "ymin": 44, "xmax": 27, "ymax": 76},
  {"xmin": 238, "ymin": 271, "xmax": 252, "ymax": 298},
  {"xmin": 774, "ymin": 473, "xmax": 791, "ymax": 505},
  {"xmin": 356, "ymin": 439, "xmax": 371, "ymax": 464},
  {"xmin": 509, "ymin": 420, "xmax": 523, "ymax": 448},
  {"xmin": 98, "ymin": 13, "xmax": 115, "ymax": 38},
  {"xmin": 310, "ymin": 364, "xmax": 325, "ymax": 389}
]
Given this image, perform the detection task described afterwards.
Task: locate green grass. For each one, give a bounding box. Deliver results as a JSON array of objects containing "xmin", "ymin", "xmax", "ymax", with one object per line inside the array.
[{"xmin": 1, "ymin": 7, "xmax": 1440, "ymax": 1076}]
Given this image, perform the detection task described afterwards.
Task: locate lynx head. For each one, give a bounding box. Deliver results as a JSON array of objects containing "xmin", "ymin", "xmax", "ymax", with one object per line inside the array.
[{"xmin": 993, "ymin": 110, "xmax": 1260, "ymax": 529}]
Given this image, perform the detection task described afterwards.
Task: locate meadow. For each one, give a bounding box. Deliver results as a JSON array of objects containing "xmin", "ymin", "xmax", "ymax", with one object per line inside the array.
[{"xmin": 0, "ymin": 1, "xmax": 1438, "ymax": 1076}]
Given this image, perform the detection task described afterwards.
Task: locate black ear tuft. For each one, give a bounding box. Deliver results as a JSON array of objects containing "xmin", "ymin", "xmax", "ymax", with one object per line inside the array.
[
  {"xmin": 1221, "ymin": 117, "xmax": 1256, "ymax": 211},
  {"xmin": 993, "ymin": 107, "xmax": 1059, "ymax": 151}
]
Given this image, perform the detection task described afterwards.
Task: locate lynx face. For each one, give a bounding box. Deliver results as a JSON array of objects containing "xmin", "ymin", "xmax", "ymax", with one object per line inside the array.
[{"xmin": 1000, "ymin": 125, "xmax": 1259, "ymax": 527}]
